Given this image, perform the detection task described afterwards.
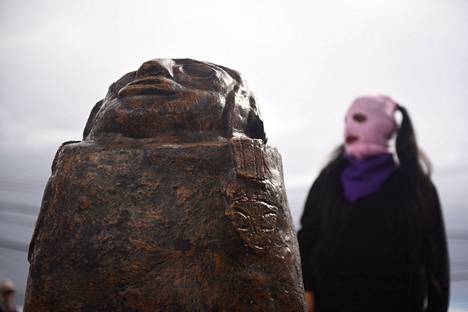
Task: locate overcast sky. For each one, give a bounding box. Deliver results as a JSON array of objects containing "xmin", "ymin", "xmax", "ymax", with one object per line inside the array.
[
  {"xmin": 2, "ymin": 0, "xmax": 467, "ymax": 219},
  {"xmin": 1, "ymin": 0, "xmax": 468, "ymax": 307}
]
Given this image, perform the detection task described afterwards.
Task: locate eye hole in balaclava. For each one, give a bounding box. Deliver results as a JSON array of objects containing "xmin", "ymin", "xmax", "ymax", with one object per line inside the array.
[{"xmin": 352, "ymin": 113, "xmax": 367, "ymax": 123}]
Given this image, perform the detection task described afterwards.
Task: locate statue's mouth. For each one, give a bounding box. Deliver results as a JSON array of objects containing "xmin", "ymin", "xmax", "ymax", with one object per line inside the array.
[{"xmin": 118, "ymin": 77, "xmax": 179, "ymax": 98}]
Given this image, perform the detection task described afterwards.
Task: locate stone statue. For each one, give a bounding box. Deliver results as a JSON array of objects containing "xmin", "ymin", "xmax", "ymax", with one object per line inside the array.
[{"xmin": 24, "ymin": 59, "xmax": 306, "ymax": 311}]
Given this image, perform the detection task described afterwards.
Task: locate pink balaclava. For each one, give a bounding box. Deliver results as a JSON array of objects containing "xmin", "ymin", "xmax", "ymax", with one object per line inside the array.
[{"xmin": 344, "ymin": 95, "xmax": 398, "ymax": 159}]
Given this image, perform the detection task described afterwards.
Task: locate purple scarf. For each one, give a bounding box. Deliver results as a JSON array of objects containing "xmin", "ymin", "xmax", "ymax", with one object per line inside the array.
[{"xmin": 341, "ymin": 153, "xmax": 396, "ymax": 203}]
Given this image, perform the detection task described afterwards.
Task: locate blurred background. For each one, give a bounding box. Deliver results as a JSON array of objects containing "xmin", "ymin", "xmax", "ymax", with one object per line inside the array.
[{"xmin": 1, "ymin": 0, "xmax": 467, "ymax": 310}]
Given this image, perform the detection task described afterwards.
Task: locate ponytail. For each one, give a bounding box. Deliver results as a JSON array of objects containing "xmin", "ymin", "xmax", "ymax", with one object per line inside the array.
[
  {"xmin": 395, "ymin": 104, "xmax": 435, "ymax": 295},
  {"xmin": 395, "ymin": 105, "xmax": 432, "ymax": 177}
]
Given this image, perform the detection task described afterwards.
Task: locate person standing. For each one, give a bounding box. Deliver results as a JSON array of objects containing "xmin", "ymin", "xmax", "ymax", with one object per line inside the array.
[
  {"xmin": 297, "ymin": 95, "xmax": 449, "ymax": 312},
  {"xmin": 0, "ymin": 280, "xmax": 18, "ymax": 312}
]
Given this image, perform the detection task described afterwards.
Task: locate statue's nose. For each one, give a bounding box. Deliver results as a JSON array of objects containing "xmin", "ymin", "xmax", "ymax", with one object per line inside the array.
[{"xmin": 136, "ymin": 59, "xmax": 174, "ymax": 79}]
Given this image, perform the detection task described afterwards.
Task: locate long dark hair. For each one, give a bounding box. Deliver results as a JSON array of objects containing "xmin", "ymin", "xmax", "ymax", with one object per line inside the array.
[{"xmin": 312, "ymin": 104, "xmax": 434, "ymax": 289}]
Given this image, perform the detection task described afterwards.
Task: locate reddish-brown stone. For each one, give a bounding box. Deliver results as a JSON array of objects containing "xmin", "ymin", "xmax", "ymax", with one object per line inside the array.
[{"xmin": 24, "ymin": 59, "xmax": 305, "ymax": 311}]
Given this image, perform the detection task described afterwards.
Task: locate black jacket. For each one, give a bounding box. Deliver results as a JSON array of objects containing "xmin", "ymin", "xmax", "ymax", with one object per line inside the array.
[{"xmin": 297, "ymin": 165, "xmax": 449, "ymax": 312}]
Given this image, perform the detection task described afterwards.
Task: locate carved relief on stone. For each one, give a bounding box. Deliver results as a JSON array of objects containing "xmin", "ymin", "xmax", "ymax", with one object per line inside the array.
[
  {"xmin": 226, "ymin": 198, "xmax": 278, "ymax": 251},
  {"xmin": 231, "ymin": 138, "xmax": 269, "ymax": 180},
  {"xmin": 224, "ymin": 137, "xmax": 287, "ymax": 253}
]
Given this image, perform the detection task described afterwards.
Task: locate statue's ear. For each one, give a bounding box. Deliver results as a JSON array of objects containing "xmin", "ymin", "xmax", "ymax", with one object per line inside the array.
[
  {"xmin": 245, "ymin": 96, "xmax": 267, "ymax": 143},
  {"xmin": 83, "ymin": 99, "xmax": 104, "ymax": 140}
]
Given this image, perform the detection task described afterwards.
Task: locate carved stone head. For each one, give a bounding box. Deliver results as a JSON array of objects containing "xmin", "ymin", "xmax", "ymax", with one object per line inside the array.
[{"xmin": 83, "ymin": 58, "xmax": 266, "ymax": 143}]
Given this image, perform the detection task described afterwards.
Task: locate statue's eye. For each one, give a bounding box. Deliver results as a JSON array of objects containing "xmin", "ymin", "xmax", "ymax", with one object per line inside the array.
[
  {"xmin": 137, "ymin": 61, "xmax": 171, "ymax": 78},
  {"xmin": 182, "ymin": 64, "xmax": 216, "ymax": 79},
  {"xmin": 353, "ymin": 113, "xmax": 367, "ymax": 123}
]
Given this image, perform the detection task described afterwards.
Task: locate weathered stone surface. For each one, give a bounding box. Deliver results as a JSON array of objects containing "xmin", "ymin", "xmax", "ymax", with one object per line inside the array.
[{"xmin": 25, "ymin": 59, "xmax": 305, "ymax": 311}]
